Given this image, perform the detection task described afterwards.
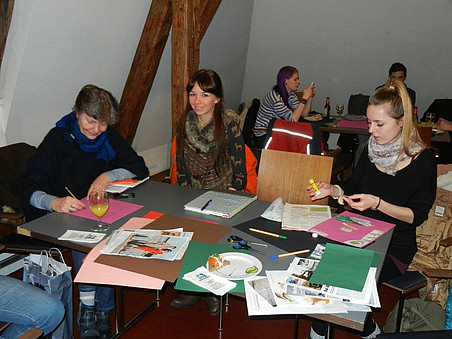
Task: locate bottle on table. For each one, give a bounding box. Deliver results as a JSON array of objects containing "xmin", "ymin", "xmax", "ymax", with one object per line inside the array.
[
  {"xmin": 324, "ymin": 97, "xmax": 331, "ymax": 119},
  {"xmin": 413, "ymin": 106, "xmax": 418, "ymax": 124}
]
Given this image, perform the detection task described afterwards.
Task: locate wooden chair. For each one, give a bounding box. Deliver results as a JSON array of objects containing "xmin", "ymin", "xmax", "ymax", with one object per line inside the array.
[
  {"xmin": 418, "ymin": 125, "xmax": 432, "ymax": 148},
  {"xmin": 256, "ymin": 149, "xmax": 333, "ymax": 204}
]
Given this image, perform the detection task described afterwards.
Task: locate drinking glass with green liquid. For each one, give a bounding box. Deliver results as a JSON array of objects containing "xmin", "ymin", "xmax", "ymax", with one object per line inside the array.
[{"xmin": 88, "ymin": 191, "xmax": 110, "ymax": 232}]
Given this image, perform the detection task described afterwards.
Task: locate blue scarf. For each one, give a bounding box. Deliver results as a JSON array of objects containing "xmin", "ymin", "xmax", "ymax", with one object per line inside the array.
[{"xmin": 56, "ymin": 112, "xmax": 116, "ymax": 162}]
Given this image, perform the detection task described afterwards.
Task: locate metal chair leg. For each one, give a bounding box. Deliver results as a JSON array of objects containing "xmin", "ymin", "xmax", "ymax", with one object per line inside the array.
[{"xmin": 395, "ymin": 295, "xmax": 405, "ymax": 332}]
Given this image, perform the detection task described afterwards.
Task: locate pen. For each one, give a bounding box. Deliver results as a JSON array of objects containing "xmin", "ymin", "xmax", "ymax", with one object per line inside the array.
[
  {"xmin": 249, "ymin": 228, "xmax": 287, "ymax": 240},
  {"xmin": 270, "ymin": 249, "xmax": 310, "ymax": 259},
  {"xmin": 200, "ymin": 199, "xmax": 212, "ymax": 211}
]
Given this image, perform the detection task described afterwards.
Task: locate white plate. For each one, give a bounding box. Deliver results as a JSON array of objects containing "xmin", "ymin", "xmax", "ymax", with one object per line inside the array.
[
  {"xmin": 304, "ymin": 114, "xmax": 323, "ymax": 122},
  {"xmin": 432, "ymin": 128, "xmax": 445, "ymax": 134},
  {"xmin": 343, "ymin": 114, "xmax": 367, "ymax": 121},
  {"xmin": 207, "ymin": 252, "xmax": 262, "ymax": 280}
]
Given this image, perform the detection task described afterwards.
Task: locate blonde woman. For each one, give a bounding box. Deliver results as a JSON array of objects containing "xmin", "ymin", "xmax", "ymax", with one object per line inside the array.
[{"xmin": 307, "ymin": 81, "xmax": 436, "ymax": 339}]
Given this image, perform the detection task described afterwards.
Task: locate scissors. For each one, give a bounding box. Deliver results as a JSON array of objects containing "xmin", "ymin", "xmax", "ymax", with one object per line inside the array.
[
  {"xmin": 336, "ymin": 215, "xmax": 372, "ymax": 227},
  {"xmin": 227, "ymin": 235, "xmax": 268, "ymax": 247},
  {"xmin": 232, "ymin": 241, "xmax": 265, "ymax": 255}
]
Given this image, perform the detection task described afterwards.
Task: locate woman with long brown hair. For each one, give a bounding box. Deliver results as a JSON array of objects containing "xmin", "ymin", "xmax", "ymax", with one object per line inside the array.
[{"xmin": 172, "ymin": 69, "xmax": 247, "ymax": 315}]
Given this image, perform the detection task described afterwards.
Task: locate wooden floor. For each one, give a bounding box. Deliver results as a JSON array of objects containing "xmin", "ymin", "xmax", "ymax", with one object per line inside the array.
[{"xmin": 86, "ymin": 281, "xmax": 404, "ymax": 339}]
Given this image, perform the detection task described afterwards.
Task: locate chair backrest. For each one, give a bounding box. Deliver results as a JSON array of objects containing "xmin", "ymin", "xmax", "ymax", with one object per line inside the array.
[
  {"xmin": 256, "ymin": 149, "xmax": 333, "ymax": 204},
  {"xmin": 242, "ymin": 98, "xmax": 261, "ymax": 148},
  {"xmin": 264, "ymin": 119, "xmax": 324, "ymax": 155},
  {"xmin": 348, "ymin": 94, "xmax": 369, "ymax": 116},
  {"xmin": 0, "ymin": 143, "xmax": 36, "ymax": 211}
]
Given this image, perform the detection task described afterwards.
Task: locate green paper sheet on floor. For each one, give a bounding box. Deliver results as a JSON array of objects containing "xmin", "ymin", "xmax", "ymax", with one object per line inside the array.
[
  {"xmin": 175, "ymin": 241, "xmax": 247, "ymax": 293},
  {"xmin": 309, "ymin": 243, "xmax": 380, "ymax": 291}
]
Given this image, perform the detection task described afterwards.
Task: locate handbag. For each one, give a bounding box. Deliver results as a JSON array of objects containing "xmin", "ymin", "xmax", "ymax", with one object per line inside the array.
[{"xmin": 23, "ymin": 248, "xmax": 73, "ymax": 339}]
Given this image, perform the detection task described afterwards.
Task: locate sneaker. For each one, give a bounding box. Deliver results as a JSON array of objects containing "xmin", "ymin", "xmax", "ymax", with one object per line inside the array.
[
  {"xmin": 77, "ymin": 302, "xmax": 99, "ymax": 339},
  {"xmin": 96, "ymin": 310, "xmax": 112, "ymax": 339}
]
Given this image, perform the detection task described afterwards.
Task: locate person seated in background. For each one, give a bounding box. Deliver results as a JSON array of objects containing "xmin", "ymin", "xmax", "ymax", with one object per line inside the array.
[
  {"xmin": 0, "ymin": 275, "xmax": 65, "ymax": 338},
  {"xmin": 307, "ymin": 81, "xmax": 436, "ymax": 339},
  {"xmin": 18, "ymin": 84, "xmax": 149, "ymax": 339},
  {"xmin": 172, "ymin": 69, "xmax": 247, "ymax": 315},
  {"xmin": 253, "ymin": 66, "xmax": 315, "ymax": 148},
  {"xmin": 376, "ymin": 62, "xmax": 416, "ymax": 106}
]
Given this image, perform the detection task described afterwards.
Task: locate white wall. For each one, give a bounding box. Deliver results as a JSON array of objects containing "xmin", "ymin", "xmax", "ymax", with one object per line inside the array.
[
  {"xmin": 1, "ymin": 0, "xmax": 254, "ymax": 175},
  {"xmin": 242, "ymin": 0, "xmax": 452, "ymax": 116},
  {"xmin": 2, "ymin": 0, "xmax": 451, "ymax": 174}
]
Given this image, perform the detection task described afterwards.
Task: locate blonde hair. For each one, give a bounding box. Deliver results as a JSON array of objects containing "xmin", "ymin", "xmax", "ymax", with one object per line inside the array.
[{"xmin": 368, "ymin": 81, "xmax": 424, "ymax": 157}]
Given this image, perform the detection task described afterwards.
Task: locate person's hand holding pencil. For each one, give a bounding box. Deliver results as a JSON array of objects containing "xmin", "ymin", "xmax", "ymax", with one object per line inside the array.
[{"xmin": 50, "ymin": 186, "xmax": 85, "ymax": 213}]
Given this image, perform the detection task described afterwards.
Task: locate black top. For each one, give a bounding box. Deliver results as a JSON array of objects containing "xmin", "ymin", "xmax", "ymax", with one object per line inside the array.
[
  {"xmin": 18, "ymin": 126, "xmax": 149, "ymax": 221},
  {"xmin": 344, "ymin": 148, "xmax": 436, "ymax": 264}
]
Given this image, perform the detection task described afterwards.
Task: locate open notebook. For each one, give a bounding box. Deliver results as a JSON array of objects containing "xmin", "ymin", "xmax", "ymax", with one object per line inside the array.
[{"xmin": 184, "ymin": 190, "xmax": 257, "ymax": 218}]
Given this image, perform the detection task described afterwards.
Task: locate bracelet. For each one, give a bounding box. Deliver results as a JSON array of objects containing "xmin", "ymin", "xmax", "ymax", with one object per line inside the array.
[
  {"xmin": 371, "ymin": 197, "xmax": 381, "ymax": 210},
  {"xmin": 300, "ymin": 98, "xmax": 308, "ymax": 105},
  {"xmin": 331, "ymin": 185, "xmax": 343, "ymax": 199}
]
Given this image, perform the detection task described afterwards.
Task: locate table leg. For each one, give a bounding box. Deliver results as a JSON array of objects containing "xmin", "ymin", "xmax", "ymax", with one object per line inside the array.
[
  {"xmin": 294, "ymin": 315, "xmax": 299, "ymax": 339},
  {"xmin": 218, "ymin": 295, "xmax": 223, "ymax": 331}
]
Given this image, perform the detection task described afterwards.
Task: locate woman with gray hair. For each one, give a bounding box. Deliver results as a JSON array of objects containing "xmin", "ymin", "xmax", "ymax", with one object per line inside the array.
[{"xmin": 18, "ymin": 84, "xmax": 149, "ymax": 339}]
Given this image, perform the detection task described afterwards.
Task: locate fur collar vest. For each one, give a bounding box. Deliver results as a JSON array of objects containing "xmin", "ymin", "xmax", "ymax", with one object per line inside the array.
[{"xmin": 185, "ymin": 110, "xmax": 238, "ymax": 153}]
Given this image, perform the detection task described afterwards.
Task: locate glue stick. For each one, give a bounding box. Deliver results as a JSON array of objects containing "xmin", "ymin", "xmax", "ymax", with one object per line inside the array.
[{"xmin": 308, "ymin": 178, "xmax": 321, "ymax": 196}]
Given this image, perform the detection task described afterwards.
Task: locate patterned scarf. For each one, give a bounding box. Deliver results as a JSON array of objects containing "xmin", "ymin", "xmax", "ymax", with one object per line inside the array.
[
  {"xmin": 56, "ymin": 112, "xmax": 116, "ymax": 162},
  {"xmin": 367, "ymin": 132, "xmax": 422, "ymax": 176}
]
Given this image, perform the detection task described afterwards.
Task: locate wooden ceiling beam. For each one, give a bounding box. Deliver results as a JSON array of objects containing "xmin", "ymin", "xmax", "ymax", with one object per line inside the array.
[
  {"xmin": 0, "ymin": 0, "xmax": 15, "ymax": 68},
  {"xmin": 171, "ymin": 0, "xmax": 221, "ymax": 136},
  {"xmin": 171, "ymin": 0, "xmax": 200, "ymax": 136},
  {"xmin": 117, "ymin": 0, "xmax": 172, "ymax": 144}
]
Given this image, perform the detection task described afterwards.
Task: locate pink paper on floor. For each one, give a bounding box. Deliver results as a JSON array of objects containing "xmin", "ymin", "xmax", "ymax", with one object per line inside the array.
[
  {"xmin": 337, "ymin": 119, "xmax": 369, "ymax": 130},
  {"xmin": 308, "ymin": 211, "xmax": 395, "ymax": 248},
  {"xmin": 68, "ymin": 198, "xmax": 144, "ymax": 224},
  {"xmin": 74, "ymin": 217, "xmax": 165, "ymax": 289}
]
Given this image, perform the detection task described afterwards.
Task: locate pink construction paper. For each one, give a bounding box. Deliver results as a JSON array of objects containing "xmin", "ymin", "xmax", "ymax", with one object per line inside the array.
[
  {"xmin": 74, "ymin": 217, "xmax": 165, "ymax": 289},
  {"xmin": 337, "ymin": 119, "xmax": 369, "ymax": 130},
  {"xmin": 68, "ymin": 198, "xmax": 144, "ymax": 224},
  {"xmin": 308, "ymin": 211, "xmax": 395, "ymax": 248}
]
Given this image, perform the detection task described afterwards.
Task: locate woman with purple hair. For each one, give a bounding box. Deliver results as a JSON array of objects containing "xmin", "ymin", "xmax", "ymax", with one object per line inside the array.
[{"xmin": 253, "ymin": 66, "xmax": 316, "ymax": 147}]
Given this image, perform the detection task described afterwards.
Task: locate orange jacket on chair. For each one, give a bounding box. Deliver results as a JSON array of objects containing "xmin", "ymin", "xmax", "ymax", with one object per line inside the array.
[{"xmin": 169, "ymin": 136, "xmax": 257, "ymax": 193}]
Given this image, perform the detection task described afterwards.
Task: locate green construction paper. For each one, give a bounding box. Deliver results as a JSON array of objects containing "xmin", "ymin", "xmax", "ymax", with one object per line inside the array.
[
  {"xmin": 175, "ymin": 241, "xmax": 247, "ymax": 293},
  {"xmin": 309, "ymin": 243, "xmax": 376, "ymax": 291}
]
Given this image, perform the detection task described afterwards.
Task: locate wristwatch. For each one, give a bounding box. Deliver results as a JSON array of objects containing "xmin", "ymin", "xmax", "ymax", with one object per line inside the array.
[{"xmin": 300, "ymin": 98, "xmax": 308, "ymax": 105}]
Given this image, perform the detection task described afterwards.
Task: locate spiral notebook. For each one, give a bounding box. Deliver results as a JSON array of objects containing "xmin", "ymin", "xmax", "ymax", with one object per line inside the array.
[{"xmin": 184, "ymin": 190, "xmax": 257, "ymax": 218}]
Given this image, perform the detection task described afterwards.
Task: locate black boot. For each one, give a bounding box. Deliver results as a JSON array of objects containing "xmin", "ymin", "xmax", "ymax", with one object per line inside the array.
[
  {"xmin": 77, "ymin": 303, "xmax": 99, "ymax": 339},
  {"xmin": 204, "ymin": 296, "xmax": 220, "ymax": 316},
  {"xmin": 170, "ymin": 292, "xmax": 201, "ymax": 308},
  {"xmin": 96, "ymin": 310, "xmax": 112, "ymax": 339}
]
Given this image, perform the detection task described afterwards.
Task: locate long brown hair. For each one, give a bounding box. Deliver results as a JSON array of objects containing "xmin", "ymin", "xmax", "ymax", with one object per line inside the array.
[
  {"xmin": 368, "ymin": 80, "xmax": 424, "ymax": 157},
  {"xmin": 176, "ymin": 69, "xmax": 227, "ymax": 171}
]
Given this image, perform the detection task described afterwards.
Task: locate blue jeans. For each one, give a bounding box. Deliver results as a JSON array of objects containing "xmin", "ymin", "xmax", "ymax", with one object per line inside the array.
[
  {"xmin": 0, "ymin": 275, "xmax": 64, "ymax": 338},
  {"xmin": 72, "ymin": 250, "xmax": 115, "ymax": 311}
]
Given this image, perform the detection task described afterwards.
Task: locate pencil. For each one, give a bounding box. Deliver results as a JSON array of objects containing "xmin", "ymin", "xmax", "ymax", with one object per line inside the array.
[
  {"xmin": 270, "ymin": 249, "xmax": 310, "ymax": 259},
  {"xmin": 249, "ymin": 228, "xmax": 287, "ymax": 240},
  {"xmin": 65, "ymin": 186, "xmax": 76, "ymax": 199},
  {"xmin": 341, "ymin": 222, "xmax": 358, "ymax": 231}
]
